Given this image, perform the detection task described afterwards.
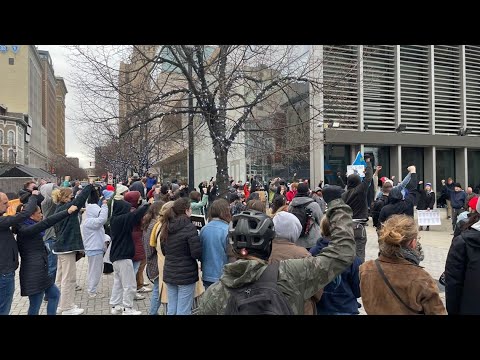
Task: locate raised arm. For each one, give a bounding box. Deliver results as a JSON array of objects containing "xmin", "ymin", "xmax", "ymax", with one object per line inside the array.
[
  {"xmin": 397, "ymin": 172, "xmax": 412, "ymax": 192},
  {"xmin": 283, "ymin": 190, "xmax": 355, "ymax": 300},
  {"xmin": 19, "ymin": 210, "xmax": 70, "ymax": 236},
  {"xmin": 0, "ymin": 194, "xmax": 38, "ymax": 229},
  {"xmin": 72, "ymin": 184, "xmax": 93, "ymax": 208}
]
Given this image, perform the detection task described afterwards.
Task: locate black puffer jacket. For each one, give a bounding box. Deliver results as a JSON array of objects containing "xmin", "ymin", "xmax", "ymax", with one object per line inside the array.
[
  {"xmin": 162, "ymin": 216, "xmax": 202, "ymax": 285},
  {"xmin": 15, "ymin": 210, "xmax": 70, "ymax": 296},
  {"xmin": 379, "ymin": 173, "xmax": 419, "ymax": 224},
  {"xmin": 341, "ymin": 163, "xmax": 373, "ymax": 220},
  {"xmin": 445, "ymin": 223, "xmax": 480, "ymax": 315}
]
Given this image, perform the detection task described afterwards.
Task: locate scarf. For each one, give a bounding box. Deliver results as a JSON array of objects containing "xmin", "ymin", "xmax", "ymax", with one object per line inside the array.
[
  {"xmin": 23, "ymin": 218, "xmax": 44, "ymax": 237},
  {"xmin": 399, "ymin": 242, "xmax": 423, "ymax": 265}
]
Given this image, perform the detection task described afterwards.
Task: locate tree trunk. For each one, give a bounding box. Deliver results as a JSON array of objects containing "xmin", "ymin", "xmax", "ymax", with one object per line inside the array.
[{"xmin": 214, "ymin": 142, "xmax": 230, "ymax": 198}]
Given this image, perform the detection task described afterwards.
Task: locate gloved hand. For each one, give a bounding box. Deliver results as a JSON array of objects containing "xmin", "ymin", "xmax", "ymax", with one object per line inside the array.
[{"xmin": 322, "ymin": 185, "xmax": 344, "ymax": 203}]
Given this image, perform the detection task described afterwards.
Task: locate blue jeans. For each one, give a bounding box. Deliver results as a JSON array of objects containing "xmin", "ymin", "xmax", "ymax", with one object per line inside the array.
[
  {"xmin": 166, "ymin": 282, "xmax": 196, "ymax": 315},
  {"xmin": 149, "ymin": 278, "xmax": 160, "ymax": 315},
  {"xmin": 0, "ymin": 271, "xmax": 15, "ymax": 315},
  {"xmin": 44, "ymin": 238, "xmax": 58, "ymax": 281},
  {"xmin": 28, "ymin": 284, "xmax": 60, "ymax": 315},
  {"xmin": 203, "ymin": 280, "xmax": 214, "ymax": 290},
  {"xmin": 133, "ymin": 260, "xmax": 141, "ymax": 275}
]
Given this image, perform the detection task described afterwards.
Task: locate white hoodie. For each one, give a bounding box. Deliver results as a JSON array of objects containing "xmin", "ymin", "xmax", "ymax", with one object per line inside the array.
[{"xmin": 81, "ymin": 203, "xmax": 108, "ymax": 251}]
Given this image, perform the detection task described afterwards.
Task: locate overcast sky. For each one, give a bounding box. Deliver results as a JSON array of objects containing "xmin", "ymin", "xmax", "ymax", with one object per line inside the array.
[{"xmin": 37, "ymin": 45, "xmax": 91, "ymax": 168}]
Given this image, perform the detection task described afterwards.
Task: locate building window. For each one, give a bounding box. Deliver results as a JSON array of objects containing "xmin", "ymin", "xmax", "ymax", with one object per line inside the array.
[
  {"xmin": 7, "ymin": 130, "xmax": 15, "ymax": 146},
  {"xmin": 8, "ymin": 149, "xmax": 14, "ymax": 163},
  {"xmin": 9, "ymin": 58, "xmax": 14, "ymax": 65},
  {"xmin": 0, "ymin": 130, "xmax": 3, "ymax": 145},
  {"xmin": 0, "ymin": 149, "xmax": 3, "ymax": 163}
]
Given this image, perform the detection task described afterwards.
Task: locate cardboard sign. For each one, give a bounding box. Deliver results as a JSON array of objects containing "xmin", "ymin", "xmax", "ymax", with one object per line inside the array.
[
  {"xmin": 190, "ymin": 214, "xmax": 206, "ymax": 231},
  {"xmin": 417, "ymin": 210, "xmax": 441, "ymax": 226},
  {"xmin": 347, "ymin": 165, "xmax": 365, "ymax": 178}
]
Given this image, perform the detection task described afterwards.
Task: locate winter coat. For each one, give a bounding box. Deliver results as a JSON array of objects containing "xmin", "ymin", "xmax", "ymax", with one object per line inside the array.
[
  {"xmin": 53, "ymin": 184, "xmax": 93, "ymax": 253},
  {"xmin": 445, "ymin": 187, "xmax": 467, "ymax": 209},
  {"xmin": 129, "ymin": 180, "xmax": 145, "ymax": 198},
  {"xmin": 445, "ymin": 222, "xmax": 480, "ymax": 314},
  {"xmin": 109, "ymin": 199, "xmax": 150, "ymax": 263},
  {"xmin": 40, "ymin": 183, "xmax": 58, "ymax": 241},
  {"xmin": 199, "ymin": 219, "xmax": 229, "ymax": 283},
  {"xmin": 0, "ymin": 195, "xmax": 38, "ymax": 275},
  {"xmin": 143, "ymin": 220, "xmax": 159, "ymax": 282},
  {"xmin": 417, "ymin": 186, "xmax": 436, "ymax": 210},
  {"xmin": 146, "ymin": 177, "xmax": 157, "ymax": 189},
  {"xmin": 161, "ymin": 216, "xmax": 202, "ymax": 285},
  {"xmin": 269, "ymin": 239, "xmax": 321, "ymax": 315},
  {"xmin": 371, "ymin": 194, "xmax": 388, "ymax": 228},
  {"xmin": 191, "ymin": 194, "xmax": 208, "ymax": 215},
  {"xmin": 124, "ymin": 191, "xmax": 146, "ymax": 262},
  {"xmin": 288, "ymin": 194, "xmax": 323, "ymax": 249},
  {"xmin": 198, "ymin": 199, "xmax": 356, "ymax": 315},
  {"xmin": 19, "ymin": 189, "xmax": 45, "ymax": 208},
  {"xmin": 15, "ymin": 210, "xmax": 70, "ymax": 296},
  {"xmin": 312, "ymin": 194, "xmax": 326, "ymax": 214},
  {"xmin": 379, "ymin": 173, "xmax": 419, "ymax": 224},
  {"xmin": 81, "ymin": 203, "xmax": 108, "ymax": 251},
  {"xmin": 310, "ymin": 237, "xmax": 362, "ymax": 315},
  {"xmin": 153, "ymin": 220, "xmax": 204, "ymax": 304},
  {"xmin": 359, "ymin": 255, "xmax": 446, "ymax": 315},
  {"xmin": 341, "ymin": 162, "xmax": 373, "ymax": 220}
]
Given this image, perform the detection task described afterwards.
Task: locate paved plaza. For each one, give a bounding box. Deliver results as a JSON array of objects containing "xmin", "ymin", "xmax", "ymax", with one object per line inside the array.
[{"xmin": 9, "ymin": 210, "xmax": 454, "ymax": 315}]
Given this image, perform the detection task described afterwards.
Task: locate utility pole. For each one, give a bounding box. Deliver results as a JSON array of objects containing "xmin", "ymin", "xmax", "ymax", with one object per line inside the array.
[{"xmin": 187, "ymin": 46, "xmax": 195, "ymax": 190}]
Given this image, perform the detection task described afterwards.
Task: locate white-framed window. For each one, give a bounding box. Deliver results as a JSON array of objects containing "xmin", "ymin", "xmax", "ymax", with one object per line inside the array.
[
  {"xmin": 8, "ymin": 148, "xmax": 14, "ymax": 163},
  {"xmin": 7, "ymin": 130, "xmax": 15, "ymax": 146}
]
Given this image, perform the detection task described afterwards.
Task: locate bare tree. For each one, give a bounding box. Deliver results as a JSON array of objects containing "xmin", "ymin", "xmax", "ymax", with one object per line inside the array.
[
  {"xmin": 48, "ymin": 154, "xmax": 87, "ymax": 181},
  {"xmin": 68, "ymin": 45, "xmax": 333, "ymax": 194}
]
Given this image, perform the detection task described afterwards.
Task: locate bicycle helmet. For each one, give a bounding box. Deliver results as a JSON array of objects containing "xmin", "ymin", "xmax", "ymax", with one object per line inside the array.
[{"xmin": 229, "ymin": 210, "xmax": 275, "ymax": 260}]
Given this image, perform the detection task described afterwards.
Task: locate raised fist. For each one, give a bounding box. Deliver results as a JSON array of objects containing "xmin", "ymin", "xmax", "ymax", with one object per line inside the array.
[
  {"xmin": 376, "ymin": 165, "xmax": 382, "ymax": 171},
  {"xmin": 419, "ymin": 181, "xmax": 423, "ymax": 185},
  {"xmin": 102, "ymin": 199, "xmax": 108, "ymax": 205}
]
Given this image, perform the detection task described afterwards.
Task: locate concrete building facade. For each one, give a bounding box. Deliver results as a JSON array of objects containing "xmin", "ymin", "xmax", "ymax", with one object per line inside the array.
[
  {"xmin": 0, "ymin": 45, "xmax": 61, "ymax": 170},
  {"xmin": 55, "ymin": 77, "xmax": 67, "ymax": 156},
  {"xmin": 309, "ymin": 45, "xmax": 480, "ymax": 193}
]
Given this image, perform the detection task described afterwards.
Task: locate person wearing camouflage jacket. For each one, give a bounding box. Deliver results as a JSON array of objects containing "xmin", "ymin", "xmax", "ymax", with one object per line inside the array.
[{"xmin": 198, "ymin": 193, "xmax": 355, "ymax": 315}]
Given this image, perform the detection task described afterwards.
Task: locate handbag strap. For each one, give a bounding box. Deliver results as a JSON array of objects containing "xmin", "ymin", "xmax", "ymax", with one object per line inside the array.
[{"xmin": 375, "ymin": 259, "xmax": 423, "ymax": 314}]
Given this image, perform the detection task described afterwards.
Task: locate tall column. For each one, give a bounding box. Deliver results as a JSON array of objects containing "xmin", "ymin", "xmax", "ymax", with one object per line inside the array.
[
  {"xmin": 309, "ymin": 45, "xmax": 324, "ymax": 186},
  {"xmin": 390, "ymin": 145, "xmax": 402, "ymax": 180},
  {"xmin": 424, "ymin": 146, "xmax": 437, "ymax": 196},
  {"xmin": 455, "ymin": 147, "xmax": 468, "ymax": 189},
  {"xmin": 429, "ymin": 45, "xmax": 435, "ymax": 134}
]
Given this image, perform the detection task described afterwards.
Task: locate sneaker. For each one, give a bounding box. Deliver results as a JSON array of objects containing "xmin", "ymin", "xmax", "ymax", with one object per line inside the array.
[
  {"xmin": 57, "ymin": 304, "xmax": 79, "ymax": 314},
  {"xmin": 143, "ymin": 282, "xmax": 150, "ymax": 286},
  {"xmin": 75, "ymin": 285, "xmax": 82, "ymax": 291},
  {"xmin": 137, "ymin": 286, "xmax": 152, "ymax": 293},
  {"xmin": 123, "ymin": 307, "xmax": 142, "ymax": 315},
  {"xmin": 111, "ymin": 305, "xmax": 124, "ymax": 315},
  {"xmin": 88, "ymin": 292, "xmax": 103, "ymax": 299},
  {"xmin": 134, "ymin": 293, "xmax": 146, "ymax": 300},
  {"xmin": 62, "ymin": 307, "xmax": 85, "ymax": 315}
]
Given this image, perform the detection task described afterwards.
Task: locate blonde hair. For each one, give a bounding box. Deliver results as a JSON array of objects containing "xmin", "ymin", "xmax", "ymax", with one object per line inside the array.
[
  {"xmin": 52, "ymin": 188, "xmax": 72, "ymax": 204},
  {"xmin": 290, "ymin": 182, "xmax": 299, "ymax": 191},
  {"xmin": 378, "ymin": 215, "xmax": 418, "ymax": 258}
]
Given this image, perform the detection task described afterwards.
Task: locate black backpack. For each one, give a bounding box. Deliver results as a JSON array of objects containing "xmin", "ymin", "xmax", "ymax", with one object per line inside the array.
[
  {"xmin": 289, "ymin": 199, "xmax": 314, "ymax": 237},
  {"xmin": 371, "ymin": 196, "xmax": 387, "ymax": 228},
  {"xmin": 224, "ymin": 262, "xmax": 294, "ymax": 315}
]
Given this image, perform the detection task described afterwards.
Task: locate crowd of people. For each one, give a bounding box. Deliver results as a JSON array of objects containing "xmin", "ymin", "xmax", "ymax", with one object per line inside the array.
[{"xmin": 0, "ymin": 164, "xmax": 479, "ymax": 315}]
